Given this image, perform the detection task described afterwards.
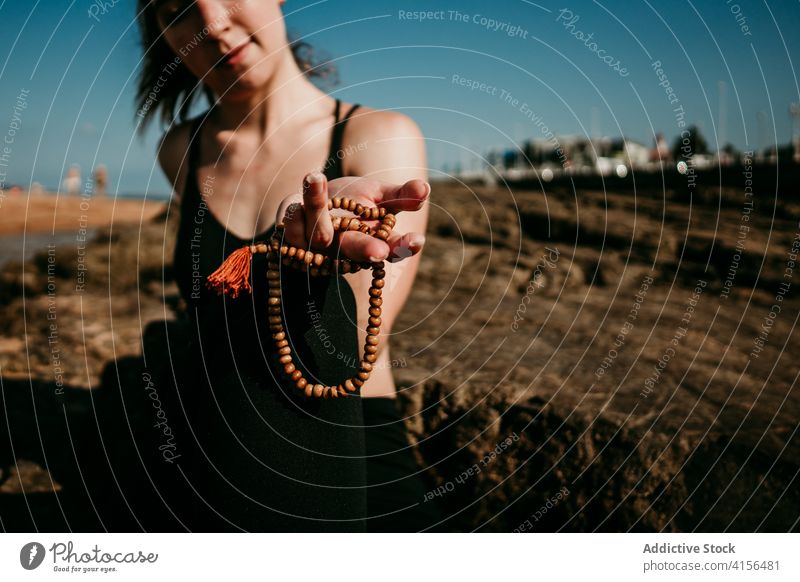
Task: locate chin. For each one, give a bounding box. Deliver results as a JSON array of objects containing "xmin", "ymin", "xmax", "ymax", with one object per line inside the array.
[
  {"xmin": 221, "ymin": 61, "xmax": 276, "ymax": 94},
  {"xmin": 220, "ymin": 79, "xmax": 265, "ymax": 102}
]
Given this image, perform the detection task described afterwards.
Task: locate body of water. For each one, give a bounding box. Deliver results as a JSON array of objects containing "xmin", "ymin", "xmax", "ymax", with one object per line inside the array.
[{"xmin": 0, "ymin": 230, "xmax": 97, "ymax": 270}]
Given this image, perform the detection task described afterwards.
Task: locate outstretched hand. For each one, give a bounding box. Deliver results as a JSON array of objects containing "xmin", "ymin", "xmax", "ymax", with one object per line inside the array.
[{"xmin": 275, "ymin": 173, "xmax": 429, "ymax": 263}]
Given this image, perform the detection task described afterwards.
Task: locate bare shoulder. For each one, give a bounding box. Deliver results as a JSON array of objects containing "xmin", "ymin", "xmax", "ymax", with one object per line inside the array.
[
  {"xmin": 156, "ymin": 119, "xmax": 195, "ymax": 202},
  {"xmin": 344, "ymin": 105, "xmax": 424, "ymax": 144},
  {"xmin": 341, "ymin": 105, "xmax": 427, "ymax": 182}
]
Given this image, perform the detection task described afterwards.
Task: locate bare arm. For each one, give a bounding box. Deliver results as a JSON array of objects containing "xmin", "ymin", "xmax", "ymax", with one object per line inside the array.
[
  {"xmin": 344, "ymin": 109, "xmax": 429, "ymax": 343},
  {"xmin": 274, "ymin": 109, "xmax": 430, "ymax": 396}
]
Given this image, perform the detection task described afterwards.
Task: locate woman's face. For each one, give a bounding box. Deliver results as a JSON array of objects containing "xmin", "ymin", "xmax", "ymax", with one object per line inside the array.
[{"xmin": 153, "ymin": 0, "xmax": 288, "ymax": 101}]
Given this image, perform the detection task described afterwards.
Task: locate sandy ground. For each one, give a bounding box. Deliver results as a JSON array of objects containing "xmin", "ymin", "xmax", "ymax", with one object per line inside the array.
[
  {"xmin": 0, "ymin": 192, "xmax": 166, "ymax": 236},
  {"xmin": 0, "ymin": 182, "xmax": 797, "ymax": 532}
]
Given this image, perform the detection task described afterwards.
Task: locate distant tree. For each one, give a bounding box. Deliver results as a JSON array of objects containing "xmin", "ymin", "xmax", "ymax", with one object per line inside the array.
[{"xmin": 672, "ymin": 125, "xmax": 709, "ymax": 160}]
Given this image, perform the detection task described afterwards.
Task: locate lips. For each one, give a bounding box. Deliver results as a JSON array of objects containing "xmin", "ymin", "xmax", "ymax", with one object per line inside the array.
[{"xmin": 218, "ymin": 40, "xmax": 250, "ymax": 68}]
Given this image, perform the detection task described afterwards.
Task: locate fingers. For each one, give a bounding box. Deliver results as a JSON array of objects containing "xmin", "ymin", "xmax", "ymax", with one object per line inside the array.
[
  {"xmin": 303, "ymin": 172, "xmax": 334, "ymax": 250},
  {"xmin": 275, "ymin": 192, "xmax": 305, "ymax": 247},
  {"xmin": 377, "ymin": 179, "xmax": 430, "ymax": 214},
  {"xmin": 386, "ymin": 231, "xmax": 425, "ymax": 263},
  {"xmin": 337, "ymin": 231, "xmax": 390, "ymax": 263},
  {"xmin": 335, "ymin": 230, "xmax": 425, "ymax": 264},
  {"xmin": 273, "ymin": 175, "xmax": 428, "ymax": 263}
]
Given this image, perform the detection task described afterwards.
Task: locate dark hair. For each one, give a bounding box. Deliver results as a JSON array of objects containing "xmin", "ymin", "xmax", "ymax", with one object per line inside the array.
[{"xmin": 134, "ymin": 1, "xmax": 337, "ymax": 132}]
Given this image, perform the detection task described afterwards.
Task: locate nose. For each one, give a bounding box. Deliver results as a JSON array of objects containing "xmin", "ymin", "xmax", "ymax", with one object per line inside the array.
[{"xmin": 194, "ymin": 0, "xmax": 232, "ymax": 39}]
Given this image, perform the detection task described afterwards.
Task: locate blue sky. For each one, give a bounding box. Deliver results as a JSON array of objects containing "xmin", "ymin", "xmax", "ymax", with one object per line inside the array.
[{"xmin": 0, "ymin": 0, "xmax": 798, "ymax": 197}]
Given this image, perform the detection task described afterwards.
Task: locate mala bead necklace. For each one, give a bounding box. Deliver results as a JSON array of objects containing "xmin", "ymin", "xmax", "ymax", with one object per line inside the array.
[{"xmin": 205, "ymin": 196, "xmax": 395, "ymax": 399}]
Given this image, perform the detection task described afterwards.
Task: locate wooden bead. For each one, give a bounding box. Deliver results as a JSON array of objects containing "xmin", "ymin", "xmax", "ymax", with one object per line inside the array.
[
  {"xmin": 296, "ymin": 377, "xmax": 307, "ymax": 390},
  {"xmin": 332, "ymin": 197, "xmax": 342, "ymax": 209},
  {"xmin": 372, "ymin": 279, "xmax": 385, "ymax": 289},
  {"xmin": 313, "ymin": 384, "xmax": 324, "ymax": 398},
  {"xmin": 304, "ymin": 251, "xmax": 315, "ymax": 265},
  {"xmin": 278, "ymin": 346, "xmax": 291, "ymax": 356},
  {"xmin": 284, "ymin": 362, "xmax": 296, "ymax": 374},
  {"xmin": 344, "ymin": 379, "xmax": 356, "ymax": 392},
  {"xmin": 367, "ymin": 326, "xmax": 380, "ymax": 335},
  {"xmin": 360, "ymin": 361, "xmax": 373, "ymax": 373},
  {"xmin": 365, "ymin": 353, "xmax": 377, "ymax": 363},
  {"xmin": 365, "ymin": 344, "xmax": 378, "ymax": 354},
  {"xmin": 378, "ymin": 207, "xmax": 387, "ymax": 217},
  {"xmin": 269, "ymin": 315, "xmax": 283, "ymax": 325},
  {"xmin": 323, "ymin": 386, "xmax": 332, "ymax": 399},
  {"xmin": 273, "ymin": 332, "xmax": 286, "ymax": 341},
  {"xmin": 287, "ymin": 247, "xmax": 297, "ymax": 257},
  {"xmin": 268, "ymin": 297, "xmax": 281, "ymax": 305},
  {"xmin": 269, "ymin": 289, "xmax": 281, "ymax": 297},
  {"xmin": 357, "ymin": 371, "xmax": 370, "ymax": 381},
  {"xmin": 353, "ymin": 377, "xmax": 364, "ymax": 388},
  {"xmin": 373, "ymin": 269, "xmax": 386, "ymax": 279},
  {"xmin": 369, "ymin": 288, "xmax": 382, "ymax": 297},
  {"xmin": 291, "ymin": 369, "xmax": 302, "ymax": 381},
  {"xmin": 369, "ymin": 316, "xmax": 381, "ymax": 327},
  {"xmin": 279, "ymin": 354, "xmax": 293, "ymax": 365},
  {"xmin": 375, "ymin": 228, "xmax": 390, "ymax": 241},
  {"xmin": 366, "ymin": 335, "xmax": 379, "ymax": 346},
  {"xmin": 371, "ymin": 261, "xmax": 385, "ymax": 270},
  {"xmin": 369, "ymin": 297, "xmax": 382, "ymax": 307},
  {"xmin": 295, "ymin": 249, "xmax": 305, "ymax": 261},
  {"xmin": 340, "ymin": 217, "xmax": 352, "ymax": 230},
  {"xmin": 275, "ymin": 339, "xmax": 288, "ymax": 348},
  {"xmin": 368, "ymin": 307, "xmax": 381, "ymax": 317},
  {"xmin": 304, "ymin": 383, "xmax": 314, "ymax": 398}
]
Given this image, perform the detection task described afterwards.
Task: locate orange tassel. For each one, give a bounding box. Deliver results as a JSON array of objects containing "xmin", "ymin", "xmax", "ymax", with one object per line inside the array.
[{"xmin": 206, "ymin": 245, "xmax": 254, "ymax": 298}]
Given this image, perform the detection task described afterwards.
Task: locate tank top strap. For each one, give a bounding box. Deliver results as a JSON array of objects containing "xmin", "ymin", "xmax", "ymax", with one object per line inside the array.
[{"xmin": 324, "ymin": 99, "xmax": 361, "ymax": 180}]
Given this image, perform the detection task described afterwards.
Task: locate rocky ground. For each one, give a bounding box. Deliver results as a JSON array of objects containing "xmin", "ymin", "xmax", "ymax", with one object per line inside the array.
[{"xmin": 1, "ymin": 182, "xmax": 798, "ymax": 532}]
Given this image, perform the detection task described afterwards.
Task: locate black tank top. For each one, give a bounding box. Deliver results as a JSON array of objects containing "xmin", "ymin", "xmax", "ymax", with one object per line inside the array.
[{"xmin": 171, "ymin": 100, "xmax": 368, "ymax": 532}]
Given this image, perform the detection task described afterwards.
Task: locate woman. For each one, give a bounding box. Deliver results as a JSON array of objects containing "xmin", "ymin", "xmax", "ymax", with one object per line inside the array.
[{"xmin": 136, "ymin": 0, "xmax": 437, "ymax": 531}]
